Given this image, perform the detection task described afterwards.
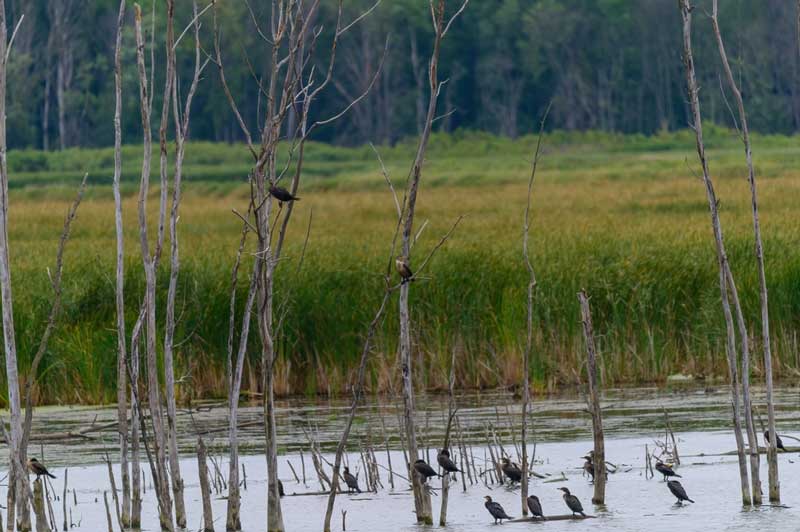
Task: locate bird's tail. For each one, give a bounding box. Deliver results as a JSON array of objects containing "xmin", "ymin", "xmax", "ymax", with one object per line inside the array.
[
  {"xmin": 47, "ymin": 472, "xmax": 56, "ymax": 479},
  {"xmin": 687, "ymin": 498, "xmax": 695, "ymax": 503},
  {"xmin": 356, "ymin": 487, "xmax": 361, "ymax": 493},
  {"xmin": 674, "ymin": 473, "xmax": 682, "ymax": 478}
]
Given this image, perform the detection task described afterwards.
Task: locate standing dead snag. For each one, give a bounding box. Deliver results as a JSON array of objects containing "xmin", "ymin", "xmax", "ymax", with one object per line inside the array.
[
  {"xmin": 520, "ymin": 104, "xmax": 549, "ymax": 516},
  {"xmin": 397, "ymin": 0, "xmax": 468, "ymax": 524},
  {"xmin": 578, "ymin": 291, "xmax": 606, "ymax": 505},
  {"xmin": 111, "ymin": 0, "xmax": 130, "ymax": 526},
  {"xmin": 212, "ymin": 1, "xmax": 382, "ymax": 530},
  {"xmin": 133, "ymin": 4, "xmax": 174, "ymax": 529},
  {"xmin": 711, "ymin": 0, "xmax": 779, "ymax": 503},
  {"xmin": 678, "ymin": 0, "xmax": 751, "ymax": 506}
]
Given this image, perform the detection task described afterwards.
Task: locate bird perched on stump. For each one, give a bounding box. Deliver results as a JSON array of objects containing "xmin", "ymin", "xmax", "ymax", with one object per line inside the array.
[
  {"xmin": 764, "ymin": 430, "xmax": 786, "ymax": 451},
  {"xmin": 27, "ymin": 458, "xmax": 56, "ymax": 479},
  {"xmin": 413, "ymin": 459, "xmax": 440, "ymax": 482},
  {"xmin": 582, "ymin": 455, "xmax": 594, "ymax": 481},
  {"xmin": 269, "ymin": 184, "xmax": 300, "ymax": 205},
  {"xmin": 395, "ymin": 255, "xmax": 413, "ymax": 283},
  {"xmin": 667, "ymin": 480, "xmax": 694, "ymax": 504},
  {"xmin": 655, "ymin": 460, "xmax": 681, "ymax": 482},
  {"xmin": 500, "ymin": 457, "xmax": 522, "ymax": 483},
  {"xmin": 484, "ymin": 496, "xmax": 512, "ymax": 524},
  {"xmin": 526, "ymin": 495, "xmax": 545, "ymax": 520},
  {"xmin": 343, "ymin": 466, "xmax": 361, "ymax": 493},
  {"xmin": 558, "ymin": 487, "xmax": 585, "ymax": 517},
  {"xmin": 437, "ymin": 449, "xmax": 460, "ymax": 475}
]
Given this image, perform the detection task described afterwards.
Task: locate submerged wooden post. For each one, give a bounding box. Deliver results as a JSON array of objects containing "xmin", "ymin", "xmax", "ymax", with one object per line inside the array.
[
  {"xmin": 197, "ymin": 438, "xmax": 214, "ymax": 532},
  {"xmin": 578, "ymin": 291, "xmax": 607, "ymax": 504},
  {"xmin": 32, "ymin": 480, "xmax": 48, "ymax": 532}
]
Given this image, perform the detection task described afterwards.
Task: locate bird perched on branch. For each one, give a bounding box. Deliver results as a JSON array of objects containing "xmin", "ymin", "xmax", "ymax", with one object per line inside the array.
[
  {"xmin": 342, "ymin": 466, "xmax": 361, "ymax": 493},
  {"xmin": 500, "ymin": 457, "xmax": 522, "ymax": 483},
  {"xmin": 437, "ymin": 449, "xmax": 460, "ymax": 475},
  {"xmin": 484, "ymin": 496, "xmax": 512, "ymax": 524},
  {"xmin": 395, "ymin": 255, "xmax": 413, "ymax": 283},
  {"xmin": 558, "ymin": 487, "xmax": 585, "ymax": 517},
  {"xmin": 667, "ymin": 480, "xmax": 694, "ymax": 504},
  {"xmin": 413, "ymin": 459, "xmax": 440, "ymax": 482},
  {"xmin": 655, "ymin": 460, "xmax": 681, "ymax": 482},
  {"xmin": 526, "ymin": 495, "xmax": 545, "ymax": 520},
  {"xmin": 269, "ymin": 184, "xmax": 300, "ymax": 205},
  {"xmin": 764, "ymin": 430, "xmax": 786, "ymax": 451},
  {"xmin": 27, "ymin": 458, "xmax": 56, "ymax": 479}
]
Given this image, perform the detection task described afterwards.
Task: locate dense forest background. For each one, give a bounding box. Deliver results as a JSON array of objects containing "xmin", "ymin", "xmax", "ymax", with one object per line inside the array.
[{"xmin": 5, "ymin": 0, "xmax": 799, "ymax": 150}]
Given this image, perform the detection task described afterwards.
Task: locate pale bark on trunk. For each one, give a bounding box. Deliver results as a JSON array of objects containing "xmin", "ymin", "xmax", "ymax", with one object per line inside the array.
[
  {"xmin": 711, "ymin": 0, "xmax": 779, "ymax": 503},
  {"xmin": 198, "ymin": 438, "xmax": 215, "ymax": 532},
  {"xmin": 112, "ymin": 1, "xmax": 130, "ymax": 526},
  {"xmin": 0, "ymin": 5, "xmax": 30, "ymax": 530},
  {"xmin": 398, "ymin": 1, "xmax": 453, "ymax": 524},
  {"xmin": 133, "ymin": 6, "xmax": 174, "ymax": 529},
  {"xmin": 679, "ymin": 0, "xmax": 751, "ymax": 505},
  {"xmin": 578, "ymin": 291, "xmax": 607, "ymax": 505},
  {"xmin": 520, "ymin": 105, "xmax": 548, "ymax": 516}
]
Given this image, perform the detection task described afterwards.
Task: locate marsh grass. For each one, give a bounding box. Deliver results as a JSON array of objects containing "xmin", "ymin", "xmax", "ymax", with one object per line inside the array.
[{"xmin": 4, "ymin": 128, "xmax": 800, "ymax": 404}]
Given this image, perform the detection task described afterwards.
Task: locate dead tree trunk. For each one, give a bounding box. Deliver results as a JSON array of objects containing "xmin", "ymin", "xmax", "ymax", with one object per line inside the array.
[
  {"xmin": 578, "ymin": 291, "xmax": 606, "ymax": 505},
  {"xmin": 133, "ymin": 5, "xmax": 174, "ymax": 529},
  {"xmin": 0, "ymin": 6, "xmax": 31, "ymax": 530},
  {"xmin": 711, "ymin": 0, "xmax": 779, "ymax": 503},
  {"xmin": 678, "ymin": 0, "xmax": 751, "ymax": 506},
  {"xmin": 398, "ymin": 0, "xmax": 467, "ymax": 523},
  {"xmin": 520, "ymin": 105, "xmax": 549, "ymax": 516},
  {"xmin": 112, "ymin": 0, "xmax": 130, "ymax": 526},
  {"xmin": 198, "ymin": 438, "xmax": 215, "ymax": 532}
]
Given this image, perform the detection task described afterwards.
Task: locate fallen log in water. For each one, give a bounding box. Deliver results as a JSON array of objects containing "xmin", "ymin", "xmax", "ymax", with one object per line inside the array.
[{"xmin": 510, "ymin": 514, "xmax": 596, "ymax": 523}]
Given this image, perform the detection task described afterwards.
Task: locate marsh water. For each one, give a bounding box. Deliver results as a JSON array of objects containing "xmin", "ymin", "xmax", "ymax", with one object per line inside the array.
[{"xmin": 5, "ymin": 384, "xmax": 800, "ymax": 531}]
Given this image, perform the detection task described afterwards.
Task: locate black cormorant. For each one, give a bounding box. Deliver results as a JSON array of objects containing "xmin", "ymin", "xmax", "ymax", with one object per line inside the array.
[
  {"xmin": 343, "ymin": 466, "xmax": 361, "ymax": 493},
  {"xmin": 484, "ymin": 496, "xmax": 512, "ymax": 524},
  {"xmin": 526, "ymin": 495, "xmax": 545, "ymax": 520},
  {"xmin": 437, "ymin": 449, "xmax": 460, "ymax": 474},
  {"xmin": 667, "ymin": 480, "xmax": 694, "ymax": 504},
  {"xmin": 582, "ymin": 455, "xmax": 594, "ymax": 481},
  {"xmin": 558, "ymin": 487, "xmax": 585, "ymax": 517},
  {"xmin": 413, "ymin": 459, "xmax": 440, "ymax": 482},
  {"xmin": 27, "ymin": 458, "xmax": 56, "ymax": 479},
  {"xmin": 269, "ymin": 185, "xmax": 300, "ymax": 205},
  {"xmin": 655, "ymin": 460, "xmax": 681, "ymax": 481},
  {"xmin": 500, "ymin": 457, "xmax": 523, "ymax": 483},
  {"xmin": 764, "ymin": 430, "xmax": 787, "ymax": 451}
]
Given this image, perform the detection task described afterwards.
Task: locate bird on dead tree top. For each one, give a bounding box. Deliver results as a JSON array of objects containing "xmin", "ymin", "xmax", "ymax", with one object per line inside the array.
[
  {"xmin": 27, "ymin": 458, "xmax": 56, "ymax": 479},
  {"xmin": 269, "ymin": 184, "xmax": 300, "ymax": 205},
  {"xmin": 413, "ymin": 459, "xmax": 440, "ymax": 482},
  {"xmin": 437, "ymin": 449, "xmax": 460, "ymax": 474},
  {"xmin": 342, "ymin": 466, "xmax": 361, "ymax": 493}
]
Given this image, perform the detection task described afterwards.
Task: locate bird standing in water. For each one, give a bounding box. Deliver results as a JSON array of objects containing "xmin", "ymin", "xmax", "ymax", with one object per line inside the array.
[
  {"xmin": 342, "ymin": 466, "xmax": 361, "ymax": 493},
  {"xmin": 269, "ymin": 184, "xmax": 300, "ymax": 205},
  {"xmin": 437, "ymin": 449, "xmax": 460, "ymax": 475},
  {"xmin": 413, "ymin": 459, "xmax": 440, "ymax": 482},
  {"xmin": 526, "ymin": 495, "xmax": 545, "ymax": 520},
  {"xmin": 667, "ymin": 480, "xmax": 694, "ymax": 504},
  {"xmin": 484, "ymin": 496, "xmax": 512, "ymax": 524},
  {"xmin": 27, "ymin": 458, "xmax": 56, "ymax": 479},
  {"xmin": 582, "ymin": 455, "xmax": 594, "ymax": 481},
  {"xmin": 395, "ymin": 256, "xmax": 413, "ymax": 283},
  {"xmin": 764, "ymin": 430, "xmax": 787, "ymax": 451},
  {"xmin": 501, "ymin": 457, "xmax": 523, "ymax": 483},
  {"xmin": 558, "ymin": 487, "xmax": 585, "ymax": 517},
  {"xmin": 655, "ymin": 460, "xmax": 681, "ymax": 482}
]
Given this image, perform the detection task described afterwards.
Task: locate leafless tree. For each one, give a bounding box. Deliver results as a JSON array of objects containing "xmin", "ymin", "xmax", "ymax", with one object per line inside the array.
[
  {"xmin": 213, "ymin": 1, "xmax": 383, "ymax": 529},
  {"xmin": 711, "ymin": 0, "xmax": 780, "ymax": 504},
  {"xmin": 520, "ymin": 105, "xmax": 549, "ymax": 515},
  {"xmin": 678, "ymin": 0, "xmax": 751, "ymax": 505},
  {"xmin": 111, "ymin": 0, "xmax": 130, "ymax": 526},
  {"xmin": 133, "ymin": 4, "xmax": 174, "ymax": 529},
  {"xmin": 397, "ymin": 0, "xmax": 468, "ymax": 523}
]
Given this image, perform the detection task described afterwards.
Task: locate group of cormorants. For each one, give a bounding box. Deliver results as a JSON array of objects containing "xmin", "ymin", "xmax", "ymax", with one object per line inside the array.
[{"xmin": 483, "ymin": 486, "xmax": 584, "ymax": 524}]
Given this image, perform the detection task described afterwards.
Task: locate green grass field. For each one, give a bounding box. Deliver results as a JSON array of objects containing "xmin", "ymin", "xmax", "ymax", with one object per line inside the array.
[{"xmin": 5, "ymin": 127, "xmax": 800, "ymax": 405}]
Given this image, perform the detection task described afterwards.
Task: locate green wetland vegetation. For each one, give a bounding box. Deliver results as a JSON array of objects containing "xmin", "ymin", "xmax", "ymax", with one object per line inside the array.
[{"xmin": 6, "ymin": 128, "xmax": 800, "ymax": 405}]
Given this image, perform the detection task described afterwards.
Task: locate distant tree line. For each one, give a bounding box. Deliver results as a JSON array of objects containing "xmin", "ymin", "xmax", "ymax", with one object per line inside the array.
[{"xmin": 5, "ymin": 0, "xmax": 799, "ymax": 150}]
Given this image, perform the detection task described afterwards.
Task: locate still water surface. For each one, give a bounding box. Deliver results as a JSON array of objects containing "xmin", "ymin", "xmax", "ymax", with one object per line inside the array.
[{"xmin": 4, "ymin": 385, "xmax": 800, "ymax": 531}]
